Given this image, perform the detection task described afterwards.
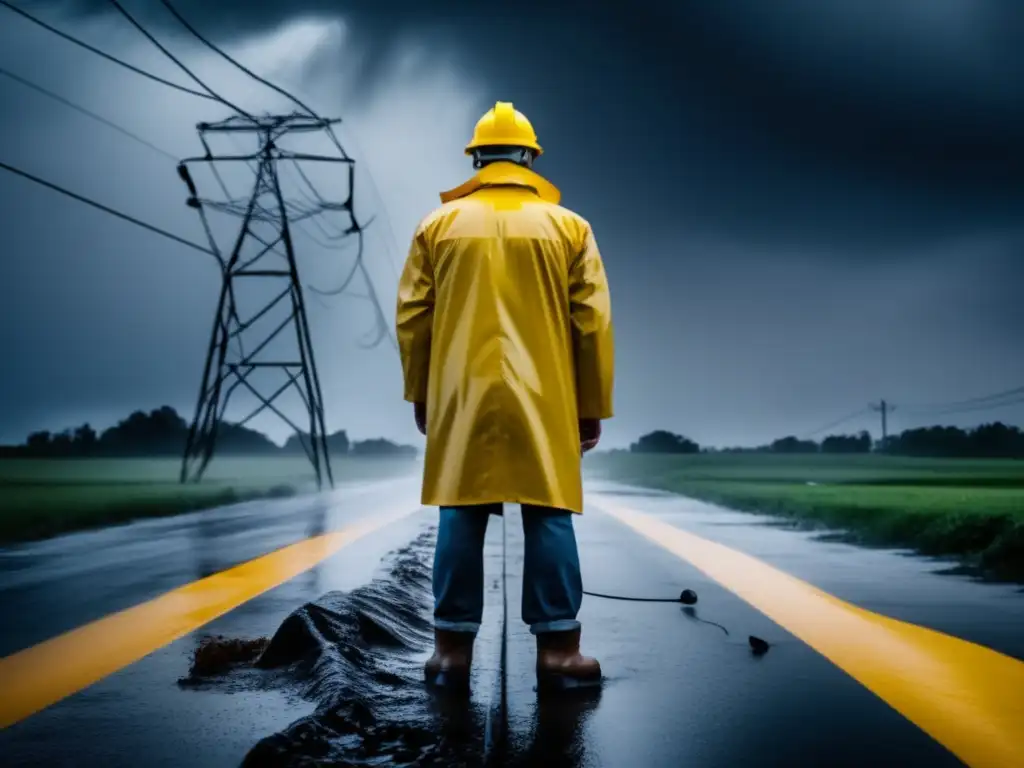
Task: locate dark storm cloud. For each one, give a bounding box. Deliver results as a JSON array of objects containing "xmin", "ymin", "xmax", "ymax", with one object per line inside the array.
[
  {"xmin": 3, "ymin": 0, "xmax": 1022, "ymax": 448},
  {"xmin": 54, "ymin": 0, "xmax": 1024, "ymax": 248}
]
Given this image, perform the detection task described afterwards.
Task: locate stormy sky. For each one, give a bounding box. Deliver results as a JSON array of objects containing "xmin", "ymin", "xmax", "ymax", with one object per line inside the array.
[{"xmin": 1, "ymin": 0, "xmax": 1022, "ymax": 450}]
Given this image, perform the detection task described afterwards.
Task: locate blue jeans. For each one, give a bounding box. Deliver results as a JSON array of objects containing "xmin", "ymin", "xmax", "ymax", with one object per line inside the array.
[{"xmin": 433, "ymin": 504, "xmax": 583, "ymax": 635}]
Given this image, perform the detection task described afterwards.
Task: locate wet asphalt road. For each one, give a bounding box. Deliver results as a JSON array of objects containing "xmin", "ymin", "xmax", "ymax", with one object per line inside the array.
[{"xmin": 1, "ymin": 473, "xmax": 1023, "ymax": 766}]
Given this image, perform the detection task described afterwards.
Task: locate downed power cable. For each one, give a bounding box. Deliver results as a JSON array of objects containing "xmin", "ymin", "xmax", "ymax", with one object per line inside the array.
[{"xmin": 582, "ymin": 587, "xmax": 770, "ymax": 655}]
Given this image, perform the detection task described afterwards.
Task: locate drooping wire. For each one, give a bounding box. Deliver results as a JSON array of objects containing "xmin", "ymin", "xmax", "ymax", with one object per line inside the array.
[
  {"xmin": 904, "ymin": 396, "xmax": 1024, "ymax": 420},
  {"xmin": 327, "ymin": 122, "xmax": 405, "ymax": 283},
  {"xmin": 0, "ymin": 159, "xmax": 217, "ymax": 260},
  {"xmin": 159, "ymin": 0, "xmax": 319, "ymax": 124},
  {"xmin": 4, "ymin": 1, "xmax": 390, "ymax": 357},
  {"xmin": 581, "ymin": 590, "xmax": 683, "ymax": 603},
  {"xmin": 107, "ymin": 0, "xmax": 254, "ymax": 121},
  {"xmin": 800, "ymin": 408, "xmax": 871, "ymax": 439},
  {"xmin": 581, "ymin": 589, "xmax": 730, "ymax": 636},
  {"xmin": 900, "ymin": 385, "xmax": 1024, "ymax": 416},
  {"xmin": 0, "ymin": 64, "xmax": 178, "ymax": 161},
  {"xmin": 0, "ymin": 0, "xmax": 218, "ymax": 101},
  {"xmin": 159, "ymin": 0, "xmax": 397, "ymax": 350}
]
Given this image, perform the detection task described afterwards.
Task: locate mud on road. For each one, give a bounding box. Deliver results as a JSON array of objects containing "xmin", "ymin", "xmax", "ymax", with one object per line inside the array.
[{"xmin": 179, "ymin": 529, "xmax": 493, "ymax": 767}]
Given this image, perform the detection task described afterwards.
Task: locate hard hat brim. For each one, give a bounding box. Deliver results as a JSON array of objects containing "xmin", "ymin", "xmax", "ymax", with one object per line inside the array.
[{"xmin": 465, "ymin": 139, "xmax": 543, "ymax": 156}]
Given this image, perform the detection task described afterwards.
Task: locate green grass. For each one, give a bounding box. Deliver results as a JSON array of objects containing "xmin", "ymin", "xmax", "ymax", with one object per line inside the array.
[
  {"xmin": 0, "ymin": 456, "xmax": 418, "ymax": 544},
  {"xmin": 584, "ymin": 452, "xmax": 1024, "ymax": 581}
]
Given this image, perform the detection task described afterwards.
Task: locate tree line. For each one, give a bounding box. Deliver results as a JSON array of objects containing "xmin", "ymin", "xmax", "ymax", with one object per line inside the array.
[
  {"xmin": 6, "ymin": 410, "xmax": 1021, "ymax": 460},
  {"xmin": 0, "ymin": 406, "xmax": 417, "ymax": 459},
  {"xmin": 625, "ymin": 422, "xmax": 1024, "ymax": 459}
]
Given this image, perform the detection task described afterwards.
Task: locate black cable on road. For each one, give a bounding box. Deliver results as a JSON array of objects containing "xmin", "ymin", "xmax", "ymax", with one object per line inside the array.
[
  {"xmin": 0, "ymin": 159, "xmax": 217, "ymax": 259},
  {"xmin": 0, "ymin": 0, "xmax": 217, "ymax": 101},
  {"xmin": 583, "ymin": 587, "xmax": 733, "ymax": 636},
  {"xmin": 582, "ymin": 589, "xmax": 693, "ymax": 604},
  {"xmin": 0, "ymin": 65, "xmax": 178, "ymax": 161}
]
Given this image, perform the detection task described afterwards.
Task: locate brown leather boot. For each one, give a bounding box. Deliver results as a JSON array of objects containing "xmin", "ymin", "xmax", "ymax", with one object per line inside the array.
[
  {"xmin": 424, "ymin": 628, "xmax": 474, "ymax": 691},
  {"xmin": 536, "ymin": 628, "xmax": 602, "ymax": 691}
]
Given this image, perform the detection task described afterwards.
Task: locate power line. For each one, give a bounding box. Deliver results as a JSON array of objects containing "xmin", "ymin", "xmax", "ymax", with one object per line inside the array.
[
  {"xmin": 159, "ymin": 0, "xmax": 397, "ymax": 349},
  {"xmin": 0, "ymin": 158, "xmax": 216, "ymax": 258},
  {"xmin": 159, "ymin": 0, "xmax": 318, "ymax": 123},
  {"xmin": 0, "ymin": 0, "xmax": 217, "ymax": 101},
  {"xmin": 107, "ymin": 0, "xmax": 253, "ymax": 120},
  {"xmin": 905, "ymin": 396, "xmax": 1024, "ymax": 420},
  {"xmin": 901, "ymin": 384, "xmax": 1024, "ymax": 415},
  {"xmin": 0, "ymin": 64, "xmax": 178, "ymax": 161},
  {"xmin": 328, "ymin": 123, "xmax": 405, "ymax": 284},
  {"xmin": 800, "ymin": 408, "xmax": 870, "ymax": 439}
]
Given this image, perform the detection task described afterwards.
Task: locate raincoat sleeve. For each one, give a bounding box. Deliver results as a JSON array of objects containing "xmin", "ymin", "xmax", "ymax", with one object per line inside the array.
[
  {"xmin": 396, "ymin": 227, "xmax": 434, "ymax": 403},
  {"xmin": 570, "ymin": 224, "xmax": 615, "ymax": 420}
]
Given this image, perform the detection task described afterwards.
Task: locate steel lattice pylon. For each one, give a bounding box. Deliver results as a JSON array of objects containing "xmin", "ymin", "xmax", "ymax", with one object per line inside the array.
[{"xmin": 176, "ymin": 114, "xmax": 362, "ymax": 489}]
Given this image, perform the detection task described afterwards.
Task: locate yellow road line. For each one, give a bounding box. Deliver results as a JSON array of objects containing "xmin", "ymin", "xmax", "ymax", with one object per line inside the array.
[
  {"xmin": 0, "ymin": 504, "xmax": 423, "ymax": 730},
  {"xmin": 592, "ymin": 498, "xmax": 1024, "ymax": 768}
]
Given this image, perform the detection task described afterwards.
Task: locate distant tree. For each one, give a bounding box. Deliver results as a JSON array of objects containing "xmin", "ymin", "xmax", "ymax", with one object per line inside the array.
[
  {"xmin": 283, "ymin": 429, "xmax": 350, "ymax": 456},
  {"xmin": 629, "ymin": 430, "xmax": 700, "ymax": 454},
  {"xmin": 350, "ymin": 438, "xmax": 417, "ymax": 457},
  {"xmin": 282, "ymin": 432, "xmax": 306, "ymax": 454},
  {"xmin": 216, "ymin": 422, "xmax": 280, "ymax": 454},
  {"xmin": 884, "ymin": 422, "xmax": 1024, "ymax": 459},
  {"xmin": 327, "ymin": 430, "xmax": 350, "ymax": 455},
  {"xmin": 72, "ymin": 424, "xmax": 98, "ymax": 455},
  {"xmin": 25, "ymin": 430, "xmax": 52, "ymax": 456},
  {"xmin": 969, "ymin": 422, "xmax": 1024, "ymax": 458},
  {"xmin": 821, "ymin": 430, "xmax": 871, "ymax": 454},
  {"xmin": 96, "ymin": 406, "xmax": 189, "ymax": 456},
  {"xmin": 7, "ymin": 405, "xmax": 421, "ymax": 460},
  {"xmin": 50, "ymin": 429, "xmax": 74, "ymax": 455},
  {"xmin": 770, "ymin": 436, "xmax": 819, "ymax": 454}
]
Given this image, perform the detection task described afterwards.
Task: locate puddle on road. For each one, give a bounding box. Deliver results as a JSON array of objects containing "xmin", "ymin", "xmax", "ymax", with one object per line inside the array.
[
  {"xmin": 178, "ymin": 529, "xmax": 490, "ymax": 767},
  {"xmin": 588, "ymin": 489, "xmax": 674, "ymax": 499}
]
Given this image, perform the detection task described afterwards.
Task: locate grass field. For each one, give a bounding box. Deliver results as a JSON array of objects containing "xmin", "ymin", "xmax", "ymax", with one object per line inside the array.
[
  {"xmin": 6, "ymin": 452, "xmax": 1024, "ymax": 581},
  {"xmin": 584, "ymin": 452, "xmax": 1024, "ymax": 581},
  {"xmin": 0, "ymin": 456, "xmax": 419, "ymax": 544}
]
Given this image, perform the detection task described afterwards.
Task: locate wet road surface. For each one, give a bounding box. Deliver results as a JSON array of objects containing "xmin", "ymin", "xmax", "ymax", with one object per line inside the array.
[{"xmin": 1, "ymin": 474, "xmax": 1023, "ymax": 766}]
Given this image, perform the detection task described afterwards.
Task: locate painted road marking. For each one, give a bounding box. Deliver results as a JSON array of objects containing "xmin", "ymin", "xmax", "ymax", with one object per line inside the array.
[
  {"xmin": 0, "ymin": 503, "xmax": 424, "ymax": 730},
  {"xmin": 592, "ymin": 497, "xmax": 1024, "ymax": 768}
]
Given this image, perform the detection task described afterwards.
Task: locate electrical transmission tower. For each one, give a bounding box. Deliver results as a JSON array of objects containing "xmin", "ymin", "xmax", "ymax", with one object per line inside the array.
[
  {"xmin": 870, "ymin": 399, "xmax": 896, "ymax": 448},
  {"xmin": 176, "ymin": 113, "xmax": 362, "ymax": 489}
]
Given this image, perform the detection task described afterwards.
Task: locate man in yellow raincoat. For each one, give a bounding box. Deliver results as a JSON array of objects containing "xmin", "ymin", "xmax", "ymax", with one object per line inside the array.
[{"xmin": 396, "ymin": 101, "xmax": 614, "ymax": 692}]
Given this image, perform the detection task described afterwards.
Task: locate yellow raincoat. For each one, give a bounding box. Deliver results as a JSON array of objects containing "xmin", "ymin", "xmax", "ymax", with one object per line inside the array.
[{"xmin": 396, "ymin": 162, "xmax": 614, "ymax": 514}]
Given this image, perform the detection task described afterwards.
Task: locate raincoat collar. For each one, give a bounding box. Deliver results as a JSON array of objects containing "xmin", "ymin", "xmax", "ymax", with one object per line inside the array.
[{"xmin": 440, "ymin": 161, "xmax": 561, "ymax": 205}]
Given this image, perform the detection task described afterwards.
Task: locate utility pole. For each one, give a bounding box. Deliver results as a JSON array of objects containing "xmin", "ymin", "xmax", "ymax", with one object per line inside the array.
[
  {"xmin": 176, "ymin": 114, "xmax": 361, "ymax": 489},
  {"xmin": 869, "ymin": 399, "xmax": 896, "ymax": 451}
]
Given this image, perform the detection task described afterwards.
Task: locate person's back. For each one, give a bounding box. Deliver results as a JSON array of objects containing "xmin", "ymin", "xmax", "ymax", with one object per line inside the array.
[
  {"xmin": 408, "ymin": 172, "xmax": 610, "ymax": 513},
  {"xmin": 396, "ymin": 101, "xmax": 614, "ymax": 693}
]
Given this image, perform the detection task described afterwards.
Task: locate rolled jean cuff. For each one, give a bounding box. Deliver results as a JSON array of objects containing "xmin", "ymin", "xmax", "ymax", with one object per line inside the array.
[
  {"xmin": 434, "ymin": 619, "xmax": 480, "ymax": 634},
  {"xmin": 529, "ymin": 619, "xmax": 581, "ymax": 635}
]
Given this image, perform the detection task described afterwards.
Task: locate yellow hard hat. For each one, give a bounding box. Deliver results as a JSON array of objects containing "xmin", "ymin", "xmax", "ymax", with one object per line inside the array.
[{"xmin": 465, "ymin": 101, "xmax": 543, "ymax": 156}]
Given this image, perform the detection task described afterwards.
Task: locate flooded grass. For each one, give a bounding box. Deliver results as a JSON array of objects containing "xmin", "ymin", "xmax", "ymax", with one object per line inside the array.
[
  {"xmin": 588, "ymin": 453, "xmax": 1024, "ymax": 581},
  {"xmin": 0, "ymin": 456, "xmax": 416, "ymax": 544}
]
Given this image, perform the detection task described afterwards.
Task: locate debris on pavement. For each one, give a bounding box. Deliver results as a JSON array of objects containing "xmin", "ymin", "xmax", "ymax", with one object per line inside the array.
[
  {"xmin": 749, "ymin": 635, "xmax": 771, "ymax": 656},
  {"xmin": 180, "ymin": 636, "xmax": 271, "ymax": 682}
]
